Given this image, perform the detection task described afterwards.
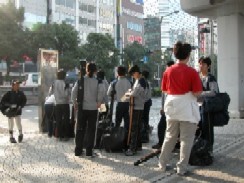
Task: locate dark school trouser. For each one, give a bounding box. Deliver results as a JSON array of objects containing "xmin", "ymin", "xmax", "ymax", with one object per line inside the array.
[
  {"xmin": 45, "ymin": 104, "xmax": 55, "ymax": 136},
  {"xmin": 115, "ymin": 102, "xmax": 129, "ymax": 131},
  {"xmin": 75, "ymin": 110, "xmax": 98, "ymax": 155},
  {"xmin": 158, "ymin": 113, "xmax": 167, "ymax": 145},
  {"xmin": 129, "ymin": 109, "xmax": 143, "ymax": 151},
  {"xmin": 55, "ymin": 104, "xmax": 70, "ymax": 138}
]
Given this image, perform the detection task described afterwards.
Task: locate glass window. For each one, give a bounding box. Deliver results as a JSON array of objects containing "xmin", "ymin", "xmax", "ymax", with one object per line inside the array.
[
  {"xmin": 88, "ymin": 19, "xmax": 96, "ymax": 27},
  {"xmin": 88, "ymin": 5, "xmax": 95, "ymax": 13},
  {"xmin": 57, "ymin": 0, "xmax": 65, "ymax": 5},
  {"xmin": 79, "ymin": 17, "xmax": 87, "ymax": 25},
  {"xmin": 66, "ymin": 0, "xmax": 75, "ymax": 8},
  {"xmin": 79, "ymin": 3, "xmax": 87, "ymax": 11}
]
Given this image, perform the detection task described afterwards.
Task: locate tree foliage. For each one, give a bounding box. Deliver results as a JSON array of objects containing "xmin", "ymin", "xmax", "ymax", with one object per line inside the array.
[
  {"xmin": 79, "ymin": 33, "xmax": 118, "ymax": 80},
  {"xmin": 30, "ymin": 23, "xmax": 80, "ymax": 70},
  {"xmin": 123, "ymin": 42, "xmax": 145, "ymax": 68},
  {"xmin": 0, "ymin": 2, "xmax": 26, "ymax": 73}
]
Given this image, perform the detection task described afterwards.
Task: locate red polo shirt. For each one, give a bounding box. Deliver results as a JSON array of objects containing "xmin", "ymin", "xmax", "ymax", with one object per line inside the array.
[{"xmin": 161, "ymin": 63, "xmax": 202, "ymax": 95}]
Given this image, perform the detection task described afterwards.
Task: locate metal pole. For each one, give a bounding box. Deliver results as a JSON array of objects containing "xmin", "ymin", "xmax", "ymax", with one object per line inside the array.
[{"xmin": 210, "ymin": 19, "xmax": 214, "ymax": 76}]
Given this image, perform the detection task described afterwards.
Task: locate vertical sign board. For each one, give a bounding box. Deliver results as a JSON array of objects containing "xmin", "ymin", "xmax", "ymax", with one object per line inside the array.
[{"xmin": 38, "ymin": 49, "xmax": 58, "ymax": 132}]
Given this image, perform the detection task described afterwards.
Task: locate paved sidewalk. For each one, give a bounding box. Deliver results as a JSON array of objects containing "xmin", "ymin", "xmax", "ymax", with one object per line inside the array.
[{"xmin": 0, "ymin": 98, "xmax": 244, "ymax": 183}]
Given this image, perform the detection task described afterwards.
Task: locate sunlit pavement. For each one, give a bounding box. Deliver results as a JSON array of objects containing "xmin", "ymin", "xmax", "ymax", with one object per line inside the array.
[{"xmin": 0, "ymin": 98, "xmax": 244, "ymax": 183}]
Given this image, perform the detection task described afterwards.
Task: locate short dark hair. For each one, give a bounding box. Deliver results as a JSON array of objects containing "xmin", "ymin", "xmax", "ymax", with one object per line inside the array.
[
  {"xmin": 142, "ymin": 70, "xmax": 149, "ymax": 79},
  {"xmin": 57, "ymin": 69, "xmax": 66, "ymax": 80},
  {"xmin": 97, "ymin": 70, "xmax": 105, "ymax": 80},
  {"xmin": 87, "ymin": 63, "xmax": 97, "ymax": 78},
  {"xmin": 173, "ymin": 41, "xmax": 192, "ymax": 60},
  {"xmin": 166, "ymin": 61, "xmax": 175, "ymax": 67},
  {"xmin": 117, "ymin": 66, "xmax": 126, "ymax": 76},
  {"xmin": 201, "ymin": 57, "xmax": 211, "ymax": 66},
  {"xmin": 128, "ymin": 65, "xmax": 140, "ymax": 75}
]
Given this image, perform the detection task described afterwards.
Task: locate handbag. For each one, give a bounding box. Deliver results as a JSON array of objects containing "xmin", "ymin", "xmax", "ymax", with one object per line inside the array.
[{"xmin": 3, "ymin": 107, "xmax": 18, "ymax": 118}]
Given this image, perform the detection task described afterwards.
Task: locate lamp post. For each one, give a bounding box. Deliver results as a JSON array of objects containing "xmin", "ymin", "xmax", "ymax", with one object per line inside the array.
[{"xmin": 160, "ymin": 10, "xmax": 179, "ymax": 24}]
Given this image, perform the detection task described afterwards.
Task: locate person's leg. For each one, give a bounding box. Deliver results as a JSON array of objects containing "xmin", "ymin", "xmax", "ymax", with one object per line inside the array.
[
  {"xmin": 85, "ymin": 110, "xmax": 98, "ymax": 156},
  {"xmin": 8, "ymin": 117, "xmax": 16, "ymax": 143},
  {"xmin": 75, "ymin": 109, "xmax": 88, "ymax": 156},
  {"xmin": 158, "ymin": 120, "xmax": 180, "ymax": 171},
  {"xmin": 152, "ymin": 113, "xmax": 167, "ymax": 149},
  {"xmin": 141, "ymin": 101, "xmax": 151, "ymax": 143},
  {"xmin": 126, "ymin": 110, "xmax": 143, "ymax": 155},
  {"xmin": 45, "ymin": 104, "xmax": 54, "ymax": 137},
  {"xmin": 15, "ymin": 116, "xmax": 23, "ymax": 142},
  {"xmin": 115, "ymin": 103, "xmax": 123, "ymax": 127},
  {"xmin": 55, "ymin": 105, "xmax": 62, "ymax": 139},
  {"xmin": 122, "ymin": 102, "xmax": 130, "ymax": 131},
  {"xmin": 136, "ymin": 110, "xmax": 143, "ymax": 150},
  {"xmin": 176, "ymin": 121, "xmax": 197, "ymax": 174},
  {"xmin": 201, "ymin": 112, "xmax": 214, "ymax": 150},
  {"xmin": 62, "ymin": 104, "xmax": 70, "ymax": 139}
]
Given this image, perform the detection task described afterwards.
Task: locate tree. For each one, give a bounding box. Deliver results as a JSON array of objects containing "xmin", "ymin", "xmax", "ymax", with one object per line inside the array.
[
  {"xmin": 30, "ymin": 22, "xmax": 80, "ymax": 70},
  {"xmin": 123, "ymin": 41, "xmax": 145, "ymax": 69},
  {"xmin": 0, "ymin": 2, "xmax": 26, "ymax": 74},
  {"xmin": 79, "ymin": 33, "xmax": 118, "ymax": 80}
]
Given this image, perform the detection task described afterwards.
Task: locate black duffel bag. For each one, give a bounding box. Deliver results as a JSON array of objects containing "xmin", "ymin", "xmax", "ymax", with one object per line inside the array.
[
  {"xmin": 102, "ymin": 126, "xmax": 126, "ymax": 152},
  {"xmin": 189, "ymin": 137, "xmax": 213, "ymax": 166},
  {"xmin": 213, "ymin": 110, "xmax": 230, "ymax": 126},
  {"xmin": 203, "ymin": 93, "xmax": 230, "ymax": 113}
]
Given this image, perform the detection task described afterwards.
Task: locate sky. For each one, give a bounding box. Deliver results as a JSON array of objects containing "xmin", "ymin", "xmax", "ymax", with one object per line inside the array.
[{"xmin": 143, "ymin": 0, "xmax": 159, "ymax": 17}]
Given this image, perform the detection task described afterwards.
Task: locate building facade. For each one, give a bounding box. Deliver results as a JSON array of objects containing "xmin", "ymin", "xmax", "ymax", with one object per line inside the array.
[
  {"xmin": 158, "ymin": 0, "xmax": 198, "ymax": 66},
  {"xmin": 119, "ymin": 0, "xmax": 144, "ymax": 47},
  {"xmin": 3, "ymin": 0, "xmax": 144, "ymax": 47},
  {"xmin": 143, "ymin": 17, "xmax": 161, "ymax": 52},
  {"xmin": 3, "ymin": 0, "xmax": 115, "ymax": 45}
]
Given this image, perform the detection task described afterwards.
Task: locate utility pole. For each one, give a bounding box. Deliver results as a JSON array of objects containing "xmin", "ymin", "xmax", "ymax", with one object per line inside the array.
[
  {"xmin": 210, "ymin": 19, "xmax": 215, "ymax": 76},
  {"xmin": 46, "ymin": 0, "xmax": 51, "ymax": 24}
]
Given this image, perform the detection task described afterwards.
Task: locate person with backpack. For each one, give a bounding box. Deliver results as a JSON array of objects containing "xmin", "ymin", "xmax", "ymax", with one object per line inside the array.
[
  {"xmin": 158, "ymin": 41, "xmax": 202, "ymax": 175},
  {"xmin": 1, "ymin": 80, "xmax": 27, "ymax": 143},
  {"xmin": 197, "ymin": 57, "xmax": 219, "ymax": 153},
  {"xmin": 125, "ymin": 65, "xmax": 146, "ymax": 156},
  {"xmin": 107, "ymin": 66, "xmax": 132, "ymax": 131},
  {"xmin": 72, "ymin": 63, "xmax": 105, "ymax": 157},
  {"xmin": 49, "ymin": 69, "xmax": 70, "ymax": 141}
]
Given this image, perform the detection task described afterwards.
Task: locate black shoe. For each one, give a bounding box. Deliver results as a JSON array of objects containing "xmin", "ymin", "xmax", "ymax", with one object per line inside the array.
[
  {"xmin": 141, "ymin": 138, "xmax": 149, "ymax": 143},
  {"xmin": 63, "ymin": 138, "xmax": 69, "ymax": 141},
  {"xmin": 137, "ymin": 146, "xmax": 142, "ymax": 151},
  {"xmin": 75, "ymin": 148, "xmax": 83, "ymax": 156},
  {"xmin": 125, "ymin": 149, "xmax": 136, "ymax": 156},
  {"xmin": 18, "ymin": 134, "xmax": 23, "ymax": 143},
  {"xmin": 10, "ymin": 137, "xmax": 17, "ymax": 143},
  {"xmin": 152, "ymin": 143, "xmax": 162, "ymax": 149}
]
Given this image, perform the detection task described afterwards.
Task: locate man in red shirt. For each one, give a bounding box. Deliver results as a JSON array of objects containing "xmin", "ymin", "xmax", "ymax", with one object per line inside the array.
[{"xmin": 158, "ymin": 41, "xmax": 202, "ymax": 176}]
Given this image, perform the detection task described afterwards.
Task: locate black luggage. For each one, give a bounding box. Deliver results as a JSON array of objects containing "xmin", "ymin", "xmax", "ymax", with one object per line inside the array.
[
  {"xmin": 189, "ymin": 137, "xmax": 213, "ymax": 166},
  {"xmin": 102, "ymin": 126, "xmax": 126, "ymax": 152}
]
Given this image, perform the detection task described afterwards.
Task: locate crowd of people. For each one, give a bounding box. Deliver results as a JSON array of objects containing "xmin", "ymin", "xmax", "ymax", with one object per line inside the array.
[{"xmin": 0, "ymin": 40, "xmax": 221, "ymax": 176}]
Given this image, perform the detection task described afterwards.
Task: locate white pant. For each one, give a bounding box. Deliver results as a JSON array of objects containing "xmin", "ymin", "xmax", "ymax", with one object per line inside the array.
[
  {"xmin": 159, "ymin": 120, "xmax": 197, "ymax": 173},
  {"xmin": 8, "ymin": 115, "xmax": 22, "ymax": 134}
]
